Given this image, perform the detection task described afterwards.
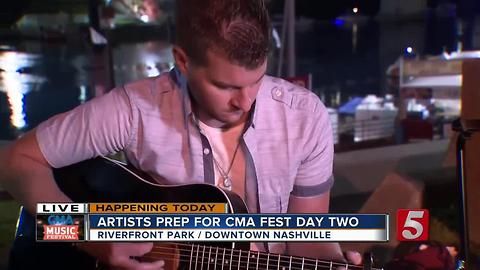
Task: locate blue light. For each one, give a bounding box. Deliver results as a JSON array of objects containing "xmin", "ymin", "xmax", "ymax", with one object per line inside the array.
[
  {"xmin": 334, "ymin": 18, "xmax": 345, "ymax": 26},
  {"xmin": 404, "ymin": 46, "xmax": 416, "ymax": 58}
]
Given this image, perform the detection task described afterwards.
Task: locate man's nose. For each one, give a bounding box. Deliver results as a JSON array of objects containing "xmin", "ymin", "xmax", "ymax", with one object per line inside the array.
[{"xmin": 231, "ymin": 87, "xmax": 254, "ymax": 112}]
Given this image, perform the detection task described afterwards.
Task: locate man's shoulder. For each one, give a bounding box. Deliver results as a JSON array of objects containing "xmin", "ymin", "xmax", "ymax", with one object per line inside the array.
[
  {"xmin": 123, "ymin": 72, "xmax": 175, "ymax": 96},
  {"xmin": 258, "ymin": 75, "xmax": 326, "ymax": 114},
  {"xmin": 120, "ymin": 71, "xmax": 179, "ymax": 108}
]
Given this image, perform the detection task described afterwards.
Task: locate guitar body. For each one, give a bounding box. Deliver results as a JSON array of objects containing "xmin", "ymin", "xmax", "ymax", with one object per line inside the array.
[{"xmin": 8, "ymin": 157, "xmax": 249, "ymax": 270}]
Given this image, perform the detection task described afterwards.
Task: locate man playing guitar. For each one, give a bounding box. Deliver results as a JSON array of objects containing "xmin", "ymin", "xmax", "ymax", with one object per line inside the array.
[{"xmin": 0, "ymin": 0, "xmax": 361, "ymax": 268}]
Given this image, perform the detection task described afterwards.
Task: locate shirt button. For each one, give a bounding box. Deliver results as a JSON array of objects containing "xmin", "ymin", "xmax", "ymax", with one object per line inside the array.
[
  {"xmin": 203, "ymin": 148, "xmax": 210, "ymax": 155},
  {"xmin": 275, "ymin": 88, "xmax": 283, "ymax": 97}
]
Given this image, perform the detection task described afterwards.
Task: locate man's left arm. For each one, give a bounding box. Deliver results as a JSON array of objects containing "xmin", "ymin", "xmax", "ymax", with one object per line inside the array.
[
  {"xmin": 286, "ymin": 192, "xmax": 345, "ymax": 261},
  {"xmin": 285, "ymin": 96, "xmax": 360, "ymax": 264}
]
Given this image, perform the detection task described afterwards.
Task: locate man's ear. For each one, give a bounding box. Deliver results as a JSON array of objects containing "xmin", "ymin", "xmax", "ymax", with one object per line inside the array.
[{"xmin": 172, "ymin": 46, "xmax": 189, "ymax": 75}]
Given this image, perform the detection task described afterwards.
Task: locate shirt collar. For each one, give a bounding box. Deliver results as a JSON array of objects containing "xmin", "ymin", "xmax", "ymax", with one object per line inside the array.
[
  {"xmin": 170, "ymin": 67, "xmax": 193, "ymax": 130},
  {"xmin": 170, "ymin": 66, "xmax": 259, "ymax": 130}
]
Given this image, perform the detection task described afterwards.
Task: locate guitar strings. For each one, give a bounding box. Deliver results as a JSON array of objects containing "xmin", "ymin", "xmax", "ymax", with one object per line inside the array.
[
  {"xmin": 141, "ymin": 255, "xmax": 344, "ymax": 270},
  {"xmin": 149, "ymin": 243, "xmax": 353, "ymax": 268},
  {"xmin": 141, "ymin": 251, "xmax": 364, "ymax": 270},
  {"xmin": 143, "ymin": 244, "xmax": 367, "ymax": 270},
  {"xmin": 147, "ymin": 245, "xmax": 364, "ymax": 270},
  {"xmin": 141, "ymin": 254, "xmax": 361, "ymax": 270}
]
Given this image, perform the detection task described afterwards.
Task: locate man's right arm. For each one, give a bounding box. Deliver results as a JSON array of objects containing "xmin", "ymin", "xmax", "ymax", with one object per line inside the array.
[
  {"xmin": 0, "ymin": 132, "xmax": 164, "ymax": 269},
  {"xmin": 0, "ymin": 129, "xmax": 165, "ymax": 270},
  {"xmin": 0, "ymin": 130, "xmax": 71, "ymax": 214},
  {"xmin": 0, "ymin": 85, "xmax": 166, "ymax": 269},
  {"xmin": 0, "ymin": 86, "xmax": 136, "ymax": 214}
]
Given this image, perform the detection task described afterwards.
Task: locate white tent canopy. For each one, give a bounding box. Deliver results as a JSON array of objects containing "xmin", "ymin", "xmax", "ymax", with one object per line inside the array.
[{"xmin": 401, "ymin": 75, "xmax": 462, "ymax": 88}]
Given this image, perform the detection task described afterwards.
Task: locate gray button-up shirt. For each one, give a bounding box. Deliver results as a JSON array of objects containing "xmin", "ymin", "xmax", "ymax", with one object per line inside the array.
[{"xmin": 37, "ymin": 68, "xmax": 334, "ymax": 251}]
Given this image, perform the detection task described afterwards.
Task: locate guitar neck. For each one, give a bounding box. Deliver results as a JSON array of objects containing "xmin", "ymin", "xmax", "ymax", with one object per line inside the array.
[{"xmin": 142, "ymin": 243, "xmax": 380, "ymax": 270}]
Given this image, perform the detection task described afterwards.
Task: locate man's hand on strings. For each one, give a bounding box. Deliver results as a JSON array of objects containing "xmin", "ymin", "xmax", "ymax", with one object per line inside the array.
[{"xmin": 76, "ymin": 242, "xmax": 164, "ymax": 270}]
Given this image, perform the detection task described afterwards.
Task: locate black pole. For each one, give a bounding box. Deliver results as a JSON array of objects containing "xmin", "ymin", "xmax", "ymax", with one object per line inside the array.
[
  {"xmin": 88, "ymin": 0, "xmax": 100, "ymax": 30},
  {"xmin": 452, "ymin": 118, "xmax": 480, "ymax": 269},
  {"xmin": 454, "ymin": 122, "xmax": 469, "ymax": 268}
]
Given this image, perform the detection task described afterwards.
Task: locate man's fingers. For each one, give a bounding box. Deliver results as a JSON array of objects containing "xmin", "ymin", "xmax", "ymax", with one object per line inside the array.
[
  {"xmin": 129, "ymin": 242, "xmax": 154, "ymax": 257},
  {"xmin": 137, "ymin": 260, "xmax": 165, "ymax": 270},
  {"xmin": 344, "ymin": 251, "xmax": 362, "ymax": 265},
  {"xmin": 113, "ymin": 257, "xmax": 164, "ymax": 270}
]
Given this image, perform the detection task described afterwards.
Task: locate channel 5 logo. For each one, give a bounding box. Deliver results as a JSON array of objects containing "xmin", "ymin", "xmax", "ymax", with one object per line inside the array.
[{"xmin": 397, "ymin": 209, "xmax": 429, "ymax": 241}]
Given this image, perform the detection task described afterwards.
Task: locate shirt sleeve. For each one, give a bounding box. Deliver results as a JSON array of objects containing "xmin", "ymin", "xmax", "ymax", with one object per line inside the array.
[
  {"xmin": 291, "ymin": 98, "xmax": 334, "ymax": 197},
  {"xmin": 36, "ymin": 87, "xmax": 135, "ymax": 168}
]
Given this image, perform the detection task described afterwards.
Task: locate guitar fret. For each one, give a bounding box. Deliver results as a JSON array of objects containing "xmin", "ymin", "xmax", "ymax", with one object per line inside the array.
[
  {"xmin": 207, "ymin": 246, "xmax": 212, "ymax": 270},
  {"xmin": 329, "ymin": 261, "xmax": 332, "ymax": 270},
  {"xmin": 289, "ymin": 256, "xmax": 292, "ymax": 270},
  {"xmin": 214, "ymin": 247, "xmax": 219, "ymax": 270},
  {"xmin": 301, "ymin": 257, "xmax": 304, "ymax": 270},
  {"xmin": 189, "ymin": 244, "xmax": 194, "ymax": 270},
  {"xmin": 256, "ymin": 251, "xmax": 260, "ymax": 270},
  {"xmin": 346, "ymin": 263, "xmax": 349, "ymax": 270},
  {"xmin": 201, "ymin": 245, "xmax": 205, "ymax": 270},
  {"xmin": 266, "ymin": 253, "xmax": 270, "ymax": 270},
  {"xmin": 195, "ymin": 244, "xmax": 200, "ymax": 270},
  {"xmin": 229, "ymin": 248, "xmax": 233, "ymax": 270},
  {"xmin": 222, "ymin": 248, "xmax": 226, "ymax": 270},
  {"xmin": 237, "ymin": 250, "xmax": 241, "ymax": 270},
  {"xmin": 316, "ymin": 259, "xmax": 319, "ymax": 270},
  {"xmin": 247, "ymin": 251, "xmax": 250, "ymax": 270}
]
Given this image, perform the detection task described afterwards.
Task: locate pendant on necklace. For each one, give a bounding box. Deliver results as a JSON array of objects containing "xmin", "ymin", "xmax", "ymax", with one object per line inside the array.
[{"xmin": 223, "ymin": 176, "xmax": 232, "ymax": 189}]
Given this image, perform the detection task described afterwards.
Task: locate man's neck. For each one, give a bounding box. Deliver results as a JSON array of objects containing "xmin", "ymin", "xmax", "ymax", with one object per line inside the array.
[{"xmin": 195, "ymin": 110, "xmax": 248, "ymax": 130}]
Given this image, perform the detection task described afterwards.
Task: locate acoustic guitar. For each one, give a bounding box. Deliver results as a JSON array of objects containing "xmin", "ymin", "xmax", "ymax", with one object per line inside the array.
[{"xmin": 8, "ymin": 157, "xmax": 380, "ymax": 270}]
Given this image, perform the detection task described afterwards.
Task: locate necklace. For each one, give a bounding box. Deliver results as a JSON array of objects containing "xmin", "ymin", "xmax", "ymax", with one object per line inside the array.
[
  {"xmin": 195, "ymin": 119, "xmax": 244, "ymax": 190},
  {"xmin": 211, "ymin": 142, "xmax": 241, "ymax": 190}
]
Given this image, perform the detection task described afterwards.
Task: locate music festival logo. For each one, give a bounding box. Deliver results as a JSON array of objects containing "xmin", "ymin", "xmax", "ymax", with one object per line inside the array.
[{"xmin": 36, "ymin": 214, "xmax": 85, "ymax": 241}]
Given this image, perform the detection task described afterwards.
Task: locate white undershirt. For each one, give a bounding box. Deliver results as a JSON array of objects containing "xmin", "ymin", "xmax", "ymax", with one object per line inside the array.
[
  {"xmin": 198, "ymin": 121, "xmax": 246, "ymax": 200},
  {"xmin": 198, "ymin": 121, "xmax": 262, "ymax": 251}
]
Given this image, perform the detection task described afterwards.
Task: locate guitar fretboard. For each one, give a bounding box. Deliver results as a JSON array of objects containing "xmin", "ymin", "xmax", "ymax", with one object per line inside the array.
[
  {"xmin": 144, "ymin": 243, "xmax": 381, "ymax": 270},
  {"xmin": 187, "ymin": 244, "xmax": 369, "ymax": 270}
]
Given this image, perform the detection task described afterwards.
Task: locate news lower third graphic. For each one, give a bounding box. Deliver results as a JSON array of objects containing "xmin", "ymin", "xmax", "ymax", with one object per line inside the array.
[
  {"xmin": 36, "ymin": 203, "xmax": 390, "ymax": 242},
  {"xmin": 396, "ymin": 209, "xmax": 429, "ymax": 241}
]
